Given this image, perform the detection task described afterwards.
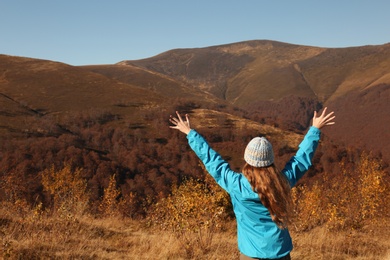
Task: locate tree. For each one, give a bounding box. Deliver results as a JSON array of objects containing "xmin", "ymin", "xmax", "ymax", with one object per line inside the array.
[{"xmin": 41, "ymin": 164, "xmax": 89, "ymax": 218}]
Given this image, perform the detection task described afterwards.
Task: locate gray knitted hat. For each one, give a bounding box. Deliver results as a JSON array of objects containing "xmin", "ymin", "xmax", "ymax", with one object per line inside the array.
[{"xmin": 244, "ymin": 137, "xmax": 274, "ymax": 167}]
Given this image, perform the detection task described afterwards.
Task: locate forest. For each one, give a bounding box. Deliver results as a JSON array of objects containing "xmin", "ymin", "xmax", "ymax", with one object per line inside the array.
[
  {"xmin": 1, "ymin": 98, "xmax": 387, "ymax": 220},
  {"xmin": 1, "ymin": 99, "xmax": 389, "ymax": 259}
]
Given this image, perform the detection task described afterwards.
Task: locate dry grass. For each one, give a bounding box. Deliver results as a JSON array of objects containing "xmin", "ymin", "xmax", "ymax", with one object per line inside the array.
[
  {"xmin": 0, "ymin": 205, "xmax": 237, "ymax": 259},
  {"xmin": 290, "ymin": 221, "xmax": 390, "ymax": 260},
  {"xmin": 1, "ymin": 205, "xmax": 389, "ymax": 260}
]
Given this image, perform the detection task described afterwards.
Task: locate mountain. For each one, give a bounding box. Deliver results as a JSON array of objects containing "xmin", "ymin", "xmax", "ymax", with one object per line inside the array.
[
  {"xmin": 0, "ymin": 54, "xmax": 226, "ymax": 138},
  {"xmin": 1, "ymin": 41, "xmax": 389, "ymax": 216},
  {"xmin": 118, "ymin": 40, "xmax": 390, "ymax": 104},
  {"xmin": 106, "ymin": 40, "xmax": 390, "ymax": 164},
  {"xmin": 1, "ymin": 40, "xmax": 390, "ymax": 164},
  {"xmin": 0, "ymin": 54, "xmax": 305, "ymax": 207}
]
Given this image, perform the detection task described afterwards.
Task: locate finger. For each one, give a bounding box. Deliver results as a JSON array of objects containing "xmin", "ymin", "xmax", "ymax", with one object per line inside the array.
[
  {"xmin": 169, "ymin": 119, "xmax": 177, "ymax": 125},
  {"xmin": 171, "ymin": 117, "xmax": 179, "ymax": 123},
  {"xmin": 176, "ymin": 111, "xmax": 184, "ymax": 122},
  {"xmin": 169, "ymin": 117, "xmax": 179, "ymax": 124},
  {"xmin": 326, "ymin": 115, "xmax": 336, "ymax": 121},
  {"xmin": 321, "ymin": 107, "xmax": 328, "ymax": 117},
  {"xmin": 323, "ymin": 115, "xmax": 335, "ymax": 123},
  {"xmin": 185, "ymin": 114, "xmax": 190, "ymax": 126},
  {"xmin": 323, "ymin": 111, "xmax": 335, "ymax": 119}
]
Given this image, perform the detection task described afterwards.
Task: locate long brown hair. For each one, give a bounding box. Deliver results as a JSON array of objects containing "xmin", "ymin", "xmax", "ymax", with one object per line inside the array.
[{"xmin": 242, "ymin": 163, "xmax": 293, "ymax": 228}]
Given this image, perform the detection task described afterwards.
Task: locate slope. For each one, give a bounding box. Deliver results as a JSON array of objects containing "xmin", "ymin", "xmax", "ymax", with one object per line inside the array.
[
  {"xmin": 121, "ymin": 40, "xmax": 390, "ymax": 105},
  {"xmin": 0, "ymin": 55, "xmax": 166, "ymax": 137},
  {"xmin": 80, "ymin": 63, "xmax": 225, "ymax": 106},
  {"xmin": 118, "ymin": 40, "xmax": 390, "ymax": 165}
]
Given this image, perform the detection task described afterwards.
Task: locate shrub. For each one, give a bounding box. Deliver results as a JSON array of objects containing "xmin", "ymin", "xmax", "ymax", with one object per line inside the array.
[
  {"xmin": 98, "ymin": 174, "xmax": 121, "ymax": 217},
  {"xmin": 148, "ymin": 176, "xmax": 231, "ymax": 231},
  {"xmin": 147, "ymin": 173, "xmax": 232, "ymax": 257},
  {"xmin": 358, "ymin": 152, "xmax": 387, "ymax": 220},
  {"xmin": 41, "ymin": 164, "xmax": 89, "ymax": 218},
  {"xmin": 293, "ymin": 151, "xmax": 388, "ymax": 231},
  {"xmin": 292, "ymin": 183, "xmax": 326, "ymax": 231}
]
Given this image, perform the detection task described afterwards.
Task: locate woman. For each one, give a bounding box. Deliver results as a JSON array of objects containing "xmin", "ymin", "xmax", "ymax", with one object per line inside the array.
[{"xmin": 169, "ymin": 108, "xmax": 335, "ymax": 260}]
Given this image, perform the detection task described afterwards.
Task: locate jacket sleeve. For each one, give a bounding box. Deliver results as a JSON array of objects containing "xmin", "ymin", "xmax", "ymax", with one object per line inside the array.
[
  {"xmin": 186, "ymin": 129, "xmax": 237, "ymax": 192},
  {"xmin": 282, "ymin": 126, "xmax": 321, "ymax": 187}
]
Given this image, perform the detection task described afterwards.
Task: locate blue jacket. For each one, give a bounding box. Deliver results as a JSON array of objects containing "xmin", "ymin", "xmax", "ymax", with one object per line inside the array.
[{"xmin": 186, "ymin": 126, "xmax": 321, "ymax": 259}]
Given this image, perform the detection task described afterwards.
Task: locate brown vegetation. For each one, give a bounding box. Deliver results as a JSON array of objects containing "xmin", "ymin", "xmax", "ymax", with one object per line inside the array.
[
  {"xmin": 1, "ymin": 41, "xmax": 390, "ymax": 259},
  {"xmin": 1, "ymin": 103, "xmax": 388, "ymax": 258},
  {"xmin": 0, "ymin": 150, "xmax": 389, "ymax": 259},
  {"xmin": 112, "ymin": 41, "xmax": 390, "ymax": 166},
  {"xmin": 1, "ymin": 211, "xmax": 389, "ymax": 259}
]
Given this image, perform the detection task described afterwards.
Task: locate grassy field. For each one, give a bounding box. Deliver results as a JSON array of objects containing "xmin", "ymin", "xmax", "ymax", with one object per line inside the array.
[{"xmin": 1, "ymin": 205, "xmax": 389, "ymax": 260}]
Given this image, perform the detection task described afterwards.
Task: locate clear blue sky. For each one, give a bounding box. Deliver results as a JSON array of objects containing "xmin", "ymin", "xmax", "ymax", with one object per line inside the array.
[{"xmin": 1, "ymin": 0, "xmax": 389, "ymax": 65}]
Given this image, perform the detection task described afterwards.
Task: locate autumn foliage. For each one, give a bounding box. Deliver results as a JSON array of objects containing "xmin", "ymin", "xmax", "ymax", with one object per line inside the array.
[
  {"xmin": 0, "ymin": 105, "xmax": 389, "ymax": 259},
  {"xmin": 292, "ymin": 152, "xmax": 388, "ymax": 231},
  {"xmin": 0, "ymin": 104, "xmax": 389, "ymax": 235},
  {"xmin": 41, "ymin": 164, "xmax": 89, "ymax": 218}
]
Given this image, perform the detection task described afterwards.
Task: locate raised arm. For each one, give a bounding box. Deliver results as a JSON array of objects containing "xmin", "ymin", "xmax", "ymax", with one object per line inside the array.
[
  {"xmin": 169, "ymin": 111, "xmax": 238, "ymax": 192},
  {"xmin": 283, "ymin": 107, "xmax": 335, "ymax": 186}
]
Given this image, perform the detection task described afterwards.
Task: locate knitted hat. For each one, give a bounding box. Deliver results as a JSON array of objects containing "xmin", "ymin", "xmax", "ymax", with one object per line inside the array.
[{"xmin": 244, "ymin": 137, "xmax": 274, "ymax": 167}]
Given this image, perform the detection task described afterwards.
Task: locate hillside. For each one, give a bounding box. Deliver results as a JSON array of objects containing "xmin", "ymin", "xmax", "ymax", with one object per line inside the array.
[
  {"xmin": 0, "ymin": 55, "xmax": 160, "ymax": 137},
  {"xmin": 0, "ymin": 55, "xmax": 226, "ymax": 139},
  {"xmin": 326, "ymin": 83, "xmax": 390, "ymax": 161},
  {"xmin": 119, "ymin": 40, "xmax": 390, "ymax": 104},
  {"xmin": 1, "ymin": 41, "xmax": 390, "ymax": 204},
  {"xmin": 81, "ymin": 64, "xmax": 222, "ymax": 104},
  {"xmin": 112, "ymin": 40, "xmax": 390, "ymax": 163},
  {"xmin": 0, "ymin": 55, "xmax": 162, "ymax": 111},
  {"xmin": 1, "ymin": 53, "xmax": 311, "ymax": 211},
  {"xmin": 0, "ymin": 41, "xmax": 389, "ymax": 260}
]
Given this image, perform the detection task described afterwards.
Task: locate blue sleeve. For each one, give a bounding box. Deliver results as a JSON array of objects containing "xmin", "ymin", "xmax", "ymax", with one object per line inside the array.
[
  {"xmin": 186, "ymin": 129, "xmax": 238, "ymax": 192},
  {"xmin": 282, "ymin": 126, "xmax": 321, "ymax": 187}
]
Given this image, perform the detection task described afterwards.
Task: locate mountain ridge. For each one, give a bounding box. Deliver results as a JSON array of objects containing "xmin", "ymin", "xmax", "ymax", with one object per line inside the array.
[
  {"xmin": 120, "ymin": 40, "xmax": 390, "ymax": 106},
  {"xmin": 1, "ymin": 40, "xmax": 389, "ymax": 164},
  {"xmin": 104, "ymin": 40, "xmax": 390, "ymax": 163}
]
